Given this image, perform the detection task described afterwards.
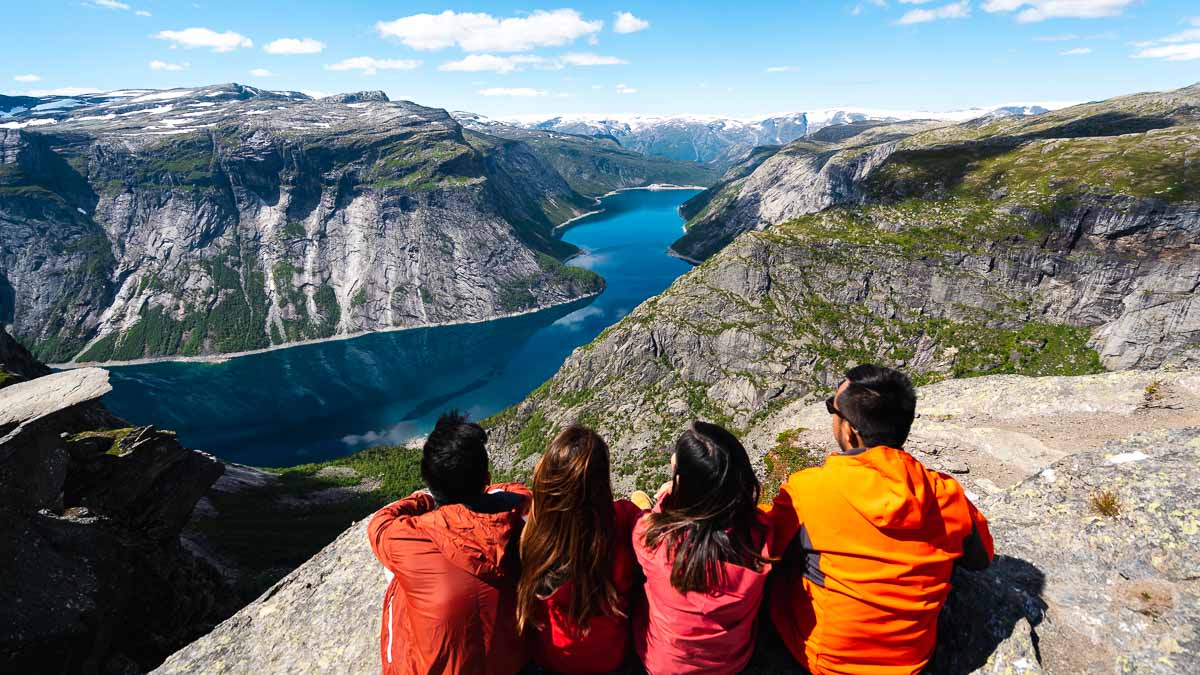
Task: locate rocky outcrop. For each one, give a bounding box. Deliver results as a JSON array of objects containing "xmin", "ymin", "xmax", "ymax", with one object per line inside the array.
[
  {"xmin": 153, "ymin": 370, "xmax": 1200, "ymax": 673},
  {"xmin": 932, "ymin": 426, "xmax": 1200, "ymax": 674},
  {"xmin": 0, "ymin": 84, "xmax": 649, "ymax": 363},
  {"xmin": 0, "ymin": 358, "xmax": 235, "ymax": 673},
  {"xmin": 154, "ymin": 519, "xmax": 382, "ymax": 675}
]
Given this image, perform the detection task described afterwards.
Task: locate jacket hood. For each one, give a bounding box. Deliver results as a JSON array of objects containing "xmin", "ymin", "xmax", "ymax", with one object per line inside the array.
[
  {"xmin": 405, "ymin": 501, "xmax": 523, "ymax": 582},
  {"xmin": 826, "ymin": 446, "xmax": 934, "ymax": 531}
]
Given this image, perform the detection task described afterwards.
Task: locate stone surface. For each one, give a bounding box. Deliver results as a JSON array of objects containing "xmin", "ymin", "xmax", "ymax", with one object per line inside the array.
[
  {"xmin": 154, "ymin": 519, "xmax": 384, "ymax": 675},
  {"xmin": 0, "ymin": 344, "xmax": 234, "ymax": 673}
]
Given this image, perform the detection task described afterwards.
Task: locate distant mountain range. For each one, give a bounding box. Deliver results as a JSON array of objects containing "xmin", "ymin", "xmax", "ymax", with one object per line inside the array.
[{"xmin": 456, "ymin": 105, "xmax": 1054, "ymax": 166}]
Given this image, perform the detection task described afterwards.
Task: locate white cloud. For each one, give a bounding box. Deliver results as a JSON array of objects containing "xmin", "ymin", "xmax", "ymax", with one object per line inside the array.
[
  {"xmin": 897, "ymin": 1, "xmax": 971, "ymax": 25},
  {"xmin": 325, "ymin": 57, "xmax": 422, "ymax": 75},
  {"xmin": 1059, "ymin": 47, "xmax": 1092, "ymax": 55},
  {"xmin": 439, "ymin": 54, "xmax": 549, "ymax": 73},
  {"xmin": 983, "ymin": 0, "xmax": 1135, "ymax": 23},
  {"xmin": 13, "ymin": 74, "xmax": 41, "ymax": 82},
  {"xmin": 765, "ymin": 65, "xmax": 795, "ymax": 73},
  {"xmin": 154, "ymin": 28, "xmax": 253, "ymax": 52},
  {"xmin": 376, "ymin": 9, "xmax": 601, "ymax": 52},
  {"xmin": 615, "ymin": 83, "xmax": 637, "ymax": 94},
  {"xmin": 263, "ymin": 37, "xmax": 325, "ymax": 55},
  {"xmin": 300, "ymin": 89, "xmax": 330, "ymax": 99},
  {"xmin": 1131, "ymin": 18, "xmax": 1200, "ymax": 62},
  {"xmin": 149, "ymin": 60, "xmax": 188, "ymax": 71},
  {"xmin": 135, "ymin": 10, "xmax": 151, "ymax": 17},
  {"xmin": 478, "ymin": 87, "xmax": 547, "ymax": 97},
  {"xmin": 560, "ymin": 52, "xmax": 627, "ymax": 66},
  {"xmin": 249, "ymin": 68, "xmax": 274, "ymax": 77},
  {"xmin": 613, "ymin": 11, "xmax": 650, "ymax": 33},
  {"xmin": 90, "ymin": 0, "xmax": 130, "ymax": 9},
  {"xmin": 1133, "ymin": 43, "xmax": 1200, "ymax": 61}
]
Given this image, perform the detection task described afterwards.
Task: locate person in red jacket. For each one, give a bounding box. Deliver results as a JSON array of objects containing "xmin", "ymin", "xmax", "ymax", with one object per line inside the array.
[
  {"xmin": 633, "ymin": 421, "xmax": 776, "ymax": 675},
  {"xmin": 515, "ymin": 425, "xmax": 644, "ymax": 674},
  {"xmin": 367, "ymin": 410, "xmax": 531, "ymax": 675},
  {"xmin": 763, "ymin": 365, "xmax": 994, "ymax": 675}
]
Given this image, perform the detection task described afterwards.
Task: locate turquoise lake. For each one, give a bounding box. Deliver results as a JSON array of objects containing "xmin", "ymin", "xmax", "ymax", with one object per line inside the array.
[{"xmin": 102, "ymin": 188, "xmax": 699, "ymax": 467}]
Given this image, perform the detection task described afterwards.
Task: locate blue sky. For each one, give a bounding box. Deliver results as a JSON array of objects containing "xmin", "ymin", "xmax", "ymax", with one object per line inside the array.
[{"xmin": 3, "ymin": 1, "xmax": 1198, "ymax": 117}]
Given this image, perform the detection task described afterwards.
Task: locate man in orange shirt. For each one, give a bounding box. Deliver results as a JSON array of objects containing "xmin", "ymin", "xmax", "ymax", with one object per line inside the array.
[{"xmin": 764, "ymin": 365, "xmax": 993, "ymax": 675}]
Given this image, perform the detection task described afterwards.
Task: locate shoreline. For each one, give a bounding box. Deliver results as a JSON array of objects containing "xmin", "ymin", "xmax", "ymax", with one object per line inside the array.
[
  {"xmin": 553, "ymin": 184, "xmax": 705, "ymax": 234},
  {"xmin": 51, "ymin": 290, "xmax": 603, "ymax": 370},
  {"xmin": 52, "ymin": 185, "xmax": 705, "ymax": 370}
]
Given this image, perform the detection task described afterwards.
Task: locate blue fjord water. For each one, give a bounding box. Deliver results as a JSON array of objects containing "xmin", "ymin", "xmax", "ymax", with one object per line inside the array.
[{"xmin": 101, "ymin": 188, "xmax": 699, "ymax": 467}]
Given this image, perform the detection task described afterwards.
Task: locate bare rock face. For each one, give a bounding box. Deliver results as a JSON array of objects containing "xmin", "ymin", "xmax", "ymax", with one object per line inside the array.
[
  {"xmin": 0, "ymin": 353, "xmax": 233, "ymax": 672},
  {"xmin": 933, "ymin": 427, "xmax": 1200, "ymax": 674},
  {"xmin": 0, "ymin": 84, "xmax": 618, "ymax": 364},
  {"xmin": 154, "ymin": 519, "xmax": 383, "ymax": 675}
]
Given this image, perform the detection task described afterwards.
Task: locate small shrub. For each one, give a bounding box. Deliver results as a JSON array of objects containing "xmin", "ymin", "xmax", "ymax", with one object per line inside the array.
[
  {"xmin": 1144, "ymin": 381, "xmax": 1163, "ymax": 404},
  {"xmin": 1090, "ymin": 490, "xmax": 1121, "ymax": 517}
]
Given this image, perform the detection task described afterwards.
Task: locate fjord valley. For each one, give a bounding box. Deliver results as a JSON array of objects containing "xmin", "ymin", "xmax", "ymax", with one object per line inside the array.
[
  {"xmin": 0, "ymin": 83, "xmax": 713, "ymax": 365},
  {"xmin": 2, "ymin": 55, "xmax": 1200, "ymax": 675},
  {"xmin": 151, "ymin": 82, "xmax": 1200, "ymax": 674}
]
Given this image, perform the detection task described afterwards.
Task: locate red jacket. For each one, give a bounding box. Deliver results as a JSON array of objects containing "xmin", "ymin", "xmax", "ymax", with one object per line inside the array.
[
  {"xmin": 632, "ymin": 494, "xmax": 775, "ymax": 675},
  {"xmin": 763, "ymin": 446, "xmax": 994, "ymax": 675},
  {"xmin": 527, "ymin": 499, "xmax": 644, "ymax": 674},
  {"xmin": 367, "ymin": 484, "xmax": 532, "ymax": 675}
]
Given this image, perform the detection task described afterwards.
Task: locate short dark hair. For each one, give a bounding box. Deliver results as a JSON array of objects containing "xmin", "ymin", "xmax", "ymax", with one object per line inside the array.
[
  {"xmin": 835, "ymin": 364, "xmax": 917, "ymax": 449},
  {"xmin": 422, "ymin": 410, "xmax": 489, "ymax": 504}
]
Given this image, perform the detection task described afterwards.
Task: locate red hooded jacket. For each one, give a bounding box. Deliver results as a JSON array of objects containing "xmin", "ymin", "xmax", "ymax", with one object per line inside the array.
[
  {"xmin": 527, "ymin": 499, "xmax": 645, "ymax": 674},
  {"xmin": 367, "ymin": 484, "xmax": 532, "ymax": 675}
]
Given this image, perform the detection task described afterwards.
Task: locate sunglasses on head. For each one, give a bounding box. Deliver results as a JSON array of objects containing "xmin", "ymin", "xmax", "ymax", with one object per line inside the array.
[{"xmin": 825, "ymin": 396, "xmax": 848, "ymax": 420}]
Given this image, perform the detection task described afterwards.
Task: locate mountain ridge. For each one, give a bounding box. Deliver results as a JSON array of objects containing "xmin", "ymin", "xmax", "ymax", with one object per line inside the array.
[{"xmin": 0, "ymin": 83, "xmax": 710, "ymax": 364}]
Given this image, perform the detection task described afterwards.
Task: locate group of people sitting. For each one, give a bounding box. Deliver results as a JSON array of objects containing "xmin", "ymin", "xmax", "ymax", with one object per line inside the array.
[{"xmin": 368, "ymin": 364, "xmax": 994, "ymax": 675}]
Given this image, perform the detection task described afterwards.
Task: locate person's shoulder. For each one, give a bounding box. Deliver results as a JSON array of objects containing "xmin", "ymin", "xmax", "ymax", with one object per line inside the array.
[{"xmin": 615, "ymin": 498, "xmax": 645, "ymax": 518}]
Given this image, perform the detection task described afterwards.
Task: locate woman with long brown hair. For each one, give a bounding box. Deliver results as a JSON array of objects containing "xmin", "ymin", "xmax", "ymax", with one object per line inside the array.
[
  {"xmin": 632, "ymin": 421, "xmax": 776, "ymax": 675},
  {"xmin": 516, "ymin": 425, "xmax": 644, "ymax": 674}
]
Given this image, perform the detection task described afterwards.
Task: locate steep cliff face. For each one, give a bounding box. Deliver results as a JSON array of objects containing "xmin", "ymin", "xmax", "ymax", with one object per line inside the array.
[
  {"xmin": 0, "ymin": 332, "xmax": 234, "ymax": 673},
  {"xmin": 0, "ymin": 84, "xmax": 619, "ymax": 363},
  {"xmin": 484, "ymin": 84, "xmax": 1200, "ymax": 488},
  {"xmin": 673, "ymin": 82, "xmax": 1200, "ymax": 262}
]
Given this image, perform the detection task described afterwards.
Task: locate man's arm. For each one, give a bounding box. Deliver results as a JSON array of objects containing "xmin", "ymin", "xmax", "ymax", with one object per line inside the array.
[
  {"xmin": 367, "ymin": 491, "xmax": 437, "ymax": 570},
  {"xmin": 957, "ymin": 500, "xmax": 995, "ymax": 571}
]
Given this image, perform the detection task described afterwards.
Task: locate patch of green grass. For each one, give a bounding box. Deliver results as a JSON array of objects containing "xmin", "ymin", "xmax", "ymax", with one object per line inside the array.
[
  {"xmin": 70, "ymin": 427, "xmax": 137, "ymax": 455},
  {"xmin": 193, "ymin": 444, "xmax": 423, "ymax": 600},
  {"xmin": 514, "ymin": 409, "xmax": 556, "ymax": 462},
  {"xmin": 762, "ymin": 429, "xmax": 824, "ymax": 500}
]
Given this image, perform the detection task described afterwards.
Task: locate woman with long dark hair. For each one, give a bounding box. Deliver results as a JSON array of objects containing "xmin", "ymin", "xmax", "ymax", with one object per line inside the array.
[
  {"xmin": 516, "ymin": 426, "xmax": 644, "ymax": 674},
  {"xmin": 633, "ymin": 421, "xmax": 776, "ymax": 675}
]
